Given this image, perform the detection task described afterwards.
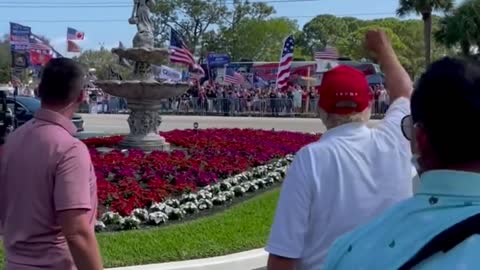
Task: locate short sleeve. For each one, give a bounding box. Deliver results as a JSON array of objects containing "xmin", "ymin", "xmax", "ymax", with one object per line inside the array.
[
  {"xmin": 54, "ymin": 141, "xmax": 93, "ymax": 212},
  {"xmin": 375, "ymin": 97, "xmax": 411, "ymax": 149},
  {"xmin": 266, "ymin": 149, "xmax": 313, "ymax": 259}
]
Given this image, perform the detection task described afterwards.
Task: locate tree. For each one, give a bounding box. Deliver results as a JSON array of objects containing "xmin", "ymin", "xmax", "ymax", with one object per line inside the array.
[
  {"xmin": 337, "ymin": 26, "xmax": 408, "ymax": 64},
  {"xmin": 297, "ymin": 15, "xmax": 361, "ymax": 56},
  {"xmin": 152, "ymin": 0, "xmax": 228, "ymax": 53},
  {"xmin": 396, "ymin": 0, "xmax": 454, "ymax": 66},
  {"xmin": 205, "ymin": 17, "xmax": 298, "ymax": 61},
  {"xmin": 435, "ymin": 0, "xmax": 480, "ymax": 56},
  {"xmin": 0, "ymin": 37, "xmax": 11, "ymax": 84},
  {"xmin": 74, "ymin": 48, "xmax": 133, "ymax": 81}
]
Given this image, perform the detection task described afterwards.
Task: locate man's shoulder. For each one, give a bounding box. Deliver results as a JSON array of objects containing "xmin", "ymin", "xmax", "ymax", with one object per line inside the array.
[{"xmin": 297, "ymin": 139, "xmax": 336, "ymax": 158}]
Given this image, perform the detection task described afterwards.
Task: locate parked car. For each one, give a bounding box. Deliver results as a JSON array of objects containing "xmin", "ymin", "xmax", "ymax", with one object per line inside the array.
[{"xmin": 6, "ymin": 96, "xmax": 84, "ymax": 132}]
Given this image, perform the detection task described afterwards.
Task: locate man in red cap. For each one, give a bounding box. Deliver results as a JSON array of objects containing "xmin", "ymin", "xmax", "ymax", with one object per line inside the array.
[{"xmin": 266, "ymin": 29, "xmax": 414, "ymax": 270}]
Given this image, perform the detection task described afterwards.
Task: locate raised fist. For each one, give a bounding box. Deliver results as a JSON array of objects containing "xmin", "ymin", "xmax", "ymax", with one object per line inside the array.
[{"xmin": 365, "ymin": 29, "xmax": 393, "ymax": 56}]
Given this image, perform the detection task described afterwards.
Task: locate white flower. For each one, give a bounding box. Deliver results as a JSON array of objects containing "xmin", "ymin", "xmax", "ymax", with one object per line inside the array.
[
  {"xmin": 212, "ymin": 195, "xmax": 227, "ymax": 205},
  {"xmin": 166, "ymin": 199, "xmax": 181, "ymax": 208},
  {"xmin": 226, "ymin": 177, "xmax": 239, "ymax": 186},
  {"xmin": 132, "ymin": 208, "xmax": 149, "ymax": 221},
  {"xmin": 180, "ymin": 193, "xmax": 197, "ymax": 204},
  {"xmin": 210, "ymin": 184, "xmax": 221, "ymax": 194},
  {"xmin": 220, "ymin": 182, "xmax": 232, "ymax": 191},
  {"xmin": 148, "ymin": 212, "xmax": 168, "ymax": 225},
  {"xmin": 120, "ymin": 216, "xmax": 141, "ymax": 230},
  {"xmin": 233, "ymin": 186, "xmax": 246, "ymax": 197},
  {"xmin": 222, "ymin": 191, "xmax": 235, "ymax": 201},
  {"xmin": 95, "ymin": 221, "xmax": 106, "ymax": 232},
  {"xmin": 181, "ymin": 202, "xmax": 198, "ymax": 214},
  {"xmin": 198, "ymin": 199, "xmax": 213, "ymax": 210},
  {"xmin": 168, "ymin": 208, "xmax": 186, "ymax": 220},
  {"xmin": 196, "ymin": 190, "xmax": 213, "ymax": 200},
  {"xmin": 101, "ymin": 212, "xmax": 122, "ymax": 225},
  {"xmin": 149, "ymin": 202, "xmax": 168, "ymax": 213}
]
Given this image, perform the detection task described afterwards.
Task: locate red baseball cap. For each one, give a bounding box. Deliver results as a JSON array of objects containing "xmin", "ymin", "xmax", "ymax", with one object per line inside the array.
[{"xmin": 318, "ymin": 65, "xmax": 372, "ymax": 115}]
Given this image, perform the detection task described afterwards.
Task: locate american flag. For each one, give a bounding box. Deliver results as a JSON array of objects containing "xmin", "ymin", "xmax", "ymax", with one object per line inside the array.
[
  {"xmin": 314, "ymin": 47, "xmax": 338, "ymax": 60},
  {"xmin": 276, "ymin": 35, "xmax": 294, "ymax": 89},
  {"xmin": 225, "ymin": 67, "xmax": 244, "ymax": 85},
  {"xmin": 29, "ymin": 34, "xmax": 63, "ymax": 58},
  {"xmin": 169, "ymin": 28, "xmax": 205, "ymax": 77},
  {"xmin": 169, "ymin": 28, "xmax": 195, "ymax": 66}
]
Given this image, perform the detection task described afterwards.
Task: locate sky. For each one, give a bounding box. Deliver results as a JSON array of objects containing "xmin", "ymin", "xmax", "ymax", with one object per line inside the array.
[{"xmin": 0, "ymin": 0, "xmax": 463, "ymax": 56}]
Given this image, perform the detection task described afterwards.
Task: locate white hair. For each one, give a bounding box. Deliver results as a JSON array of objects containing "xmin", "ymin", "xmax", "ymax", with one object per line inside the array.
[{"xmin": 318, "ymin": 106, "xmax": 372, "ymax": 130}]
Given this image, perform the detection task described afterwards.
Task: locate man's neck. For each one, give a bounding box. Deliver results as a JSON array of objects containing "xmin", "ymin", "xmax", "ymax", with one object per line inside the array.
[{"xmin": 41, "ymin": 104, "xmax": 75, "ymax": 119}]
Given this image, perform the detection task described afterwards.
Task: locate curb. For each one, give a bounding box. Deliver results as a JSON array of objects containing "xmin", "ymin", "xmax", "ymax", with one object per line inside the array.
[{"xmin": 108, "ymin": 248, "xmax": 268, "ymax": 270}]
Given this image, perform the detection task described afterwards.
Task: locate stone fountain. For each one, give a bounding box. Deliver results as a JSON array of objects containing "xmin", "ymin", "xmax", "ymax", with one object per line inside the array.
[{"xmin": 95, "ymin": 0, "xmax": 189, "ymax": 151}]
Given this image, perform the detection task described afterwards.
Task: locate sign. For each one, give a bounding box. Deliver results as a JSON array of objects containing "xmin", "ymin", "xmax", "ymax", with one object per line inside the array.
[
  {"xmin": 11, "ymin": 51, "xmax": 29, "ymax": 68},
  {"xmin": 154, "ymin": 65, "xmax": 182, "ymax": 81},
  {"xmin": 10, "ymin": 22, "xmax": 31, "ymax": 47},
  {"xmin": 207, "ymin": 53, "xmax": 230, "ymax": 68}
]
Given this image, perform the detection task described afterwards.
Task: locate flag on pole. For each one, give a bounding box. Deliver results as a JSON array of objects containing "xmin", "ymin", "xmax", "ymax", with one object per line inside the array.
[
  {"xmin": 67, "ymin": 40, "xmax": 81, "ymax": 53},
  {"xmin": 276, "ymin": 35, "xmax": 294, "ymax": 89},
  {"xmin": 314, "ymin": 47, "xmax": 338, "ymax": 60},
  {"xmin": 169, "ymin": 28, "xmax": 195, "ymax": 66},
  {"xmin": 169, "ymin": 28, "xmax": 205, "ymax": 76},
  {"xmin": 29, "ymin": 35, "xmax": 57, "ymax": 66},
  {"xmin": 67, "ymin": 27, "xmax": 85, "ymax": 41},
  {"xmin": 225, "ymin": 67, "xmax": 244, "ymax": 85}
]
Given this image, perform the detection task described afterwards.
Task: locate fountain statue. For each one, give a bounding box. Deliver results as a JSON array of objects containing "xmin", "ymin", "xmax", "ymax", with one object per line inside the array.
[{"xmin": 95, "ymin": 0, "xmax": 189, "ymax": 151}]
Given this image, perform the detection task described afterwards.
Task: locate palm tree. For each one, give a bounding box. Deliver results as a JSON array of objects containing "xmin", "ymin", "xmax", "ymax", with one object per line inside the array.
[
  {"xmin": 397, "ymin": 0, "xmax": 454, "ymax": 66},
  {"xmin": 435, "ymin": 0, "xmax": 480, "ymax": 56}
]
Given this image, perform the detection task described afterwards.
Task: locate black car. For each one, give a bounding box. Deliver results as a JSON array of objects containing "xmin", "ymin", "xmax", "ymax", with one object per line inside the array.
[{"xmin": 6, "ymin": 96, "xmax": 84, "ymax": 132}]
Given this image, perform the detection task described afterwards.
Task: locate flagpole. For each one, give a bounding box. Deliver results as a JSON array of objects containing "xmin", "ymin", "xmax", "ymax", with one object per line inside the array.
[
  {"xmin": 206, "ymin": 54, "xmax": 212, "ymax": 86},
  {"xmin": 306, "ymin": 66, "xmax": 311, "ymax": 113}
]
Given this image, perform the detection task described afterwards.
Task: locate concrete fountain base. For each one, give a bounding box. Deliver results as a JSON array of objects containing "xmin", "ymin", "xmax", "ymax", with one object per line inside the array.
[
  {"xmin": 94, "ymin": 80, "xmax": 189, "ymax": 152},
  {"xmin": 119, "ymin": 133, "xmax": 171, "ymax": 151}
]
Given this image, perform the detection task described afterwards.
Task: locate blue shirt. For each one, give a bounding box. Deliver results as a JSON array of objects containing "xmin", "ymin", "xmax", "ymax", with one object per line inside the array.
[{"xmin": 323, "ymin": 170, "xmax": 480, "ymax": 270}]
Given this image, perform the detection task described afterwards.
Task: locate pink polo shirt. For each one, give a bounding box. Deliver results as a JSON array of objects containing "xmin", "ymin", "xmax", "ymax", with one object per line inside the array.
[{"xmin": 0, "ymin": 109, "xmax": 97, "ymax": 269}]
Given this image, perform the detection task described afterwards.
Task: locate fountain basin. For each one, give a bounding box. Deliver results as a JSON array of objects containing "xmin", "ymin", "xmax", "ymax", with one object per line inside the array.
[{"xmin": 95, "ymin": 80, "xmax": 189, "ymax": 100}]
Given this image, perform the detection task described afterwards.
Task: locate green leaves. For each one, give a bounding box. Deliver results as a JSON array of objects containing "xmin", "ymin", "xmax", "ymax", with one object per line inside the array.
[{"xmin": 435, "ymin": 0, "xmax": 480, "ymax": 56}]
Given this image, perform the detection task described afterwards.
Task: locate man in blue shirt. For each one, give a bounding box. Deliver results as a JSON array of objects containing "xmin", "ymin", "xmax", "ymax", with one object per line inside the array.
[{"xmin": 323, "ymin": 30, "xmax": 480, "ymax": 270}]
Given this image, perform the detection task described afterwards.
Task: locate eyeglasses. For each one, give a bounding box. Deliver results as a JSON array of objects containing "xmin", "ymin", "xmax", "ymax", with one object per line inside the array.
[{"xmin": 401, "ymin": 115, "xmax": 414, "ymax": 141}]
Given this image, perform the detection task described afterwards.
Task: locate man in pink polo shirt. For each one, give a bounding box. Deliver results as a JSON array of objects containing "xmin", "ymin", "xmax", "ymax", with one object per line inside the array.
[{"xmin": 0, "ymin": 58, "xmax": 103, "ymax": 270}]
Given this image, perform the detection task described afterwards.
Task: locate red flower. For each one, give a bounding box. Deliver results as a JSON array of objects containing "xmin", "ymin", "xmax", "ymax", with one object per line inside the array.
[{"xmin": 83, "ymin": 129, "xmax": 320, "ymax": 215}]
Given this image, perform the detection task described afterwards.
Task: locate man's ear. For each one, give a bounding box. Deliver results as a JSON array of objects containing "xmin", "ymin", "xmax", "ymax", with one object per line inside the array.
[{"xmin": 415, "ymin": 126, "xmax": 429, "ymax": 155}]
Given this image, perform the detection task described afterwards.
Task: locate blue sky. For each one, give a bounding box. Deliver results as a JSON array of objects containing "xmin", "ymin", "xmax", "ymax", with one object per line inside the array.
[{"xmin": 0, "ymin": 0, "xmax": 462, "ymax": 55}]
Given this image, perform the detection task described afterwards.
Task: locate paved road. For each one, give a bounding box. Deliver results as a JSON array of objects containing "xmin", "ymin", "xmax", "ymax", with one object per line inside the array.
[
  {"xmin": 80, "ymin": 114, "xmax": 381, "ymax": 135},
  {"xmin": 80, "ymin": 114, "xmax": 327, "ymax": 134}
]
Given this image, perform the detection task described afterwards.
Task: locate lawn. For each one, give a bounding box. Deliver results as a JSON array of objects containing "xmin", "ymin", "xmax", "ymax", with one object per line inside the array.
[{"xmin": 0, "ymin": 188, "xmax": 280, "ymax": 268}]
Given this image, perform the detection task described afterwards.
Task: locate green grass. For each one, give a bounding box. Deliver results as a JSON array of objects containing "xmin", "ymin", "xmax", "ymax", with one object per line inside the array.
[{"xmin": 0, "ymin": 189, "xmax": 280, "ymax": 268}]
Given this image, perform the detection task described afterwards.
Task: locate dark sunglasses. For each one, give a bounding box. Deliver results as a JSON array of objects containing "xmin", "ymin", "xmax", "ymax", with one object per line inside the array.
[{"xmin": 401, "ymin": 115, "xmax": 413, "ymax": 141}]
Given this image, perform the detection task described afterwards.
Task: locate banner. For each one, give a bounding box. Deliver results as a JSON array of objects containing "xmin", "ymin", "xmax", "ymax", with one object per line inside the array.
[
  {"xmin": 207, "ymin": 53, "xmax": 230, "ymax": 68},
  {"xmin": 10, "ymin": 22, "xmax": 31, "ymax": 48},
  {"xmin": 153, "ymin": 65, "xmax": 182, "ymax": 81}
]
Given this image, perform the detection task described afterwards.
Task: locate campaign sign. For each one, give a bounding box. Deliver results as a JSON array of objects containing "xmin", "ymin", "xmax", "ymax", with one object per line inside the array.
[
  {"xmin": 207, "ymin": 53, "xmax": 230, "ymax": 68},
  {"xmin": 154, "ymin": 65, "xmax": 182, "ymax": 81},
  {"xmin": 10, "ymin": 22, "xmax": 31, "ymax": 46}
]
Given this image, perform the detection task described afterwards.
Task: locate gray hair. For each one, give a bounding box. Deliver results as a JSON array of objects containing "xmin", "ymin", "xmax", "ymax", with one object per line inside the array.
[{"xmin": 318, "ymin": 105, "xmax": 371, "ymax": 130}]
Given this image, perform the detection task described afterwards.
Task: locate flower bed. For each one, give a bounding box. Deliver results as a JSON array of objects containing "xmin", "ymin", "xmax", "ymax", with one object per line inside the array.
[{"xmin": 83, "ymin": 129, "xmax": 320, "ymax": 231}]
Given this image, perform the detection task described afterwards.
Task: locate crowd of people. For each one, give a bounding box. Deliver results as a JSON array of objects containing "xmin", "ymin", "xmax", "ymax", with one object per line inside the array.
[
  {"xmin": 81, "ymin": 82, "xmax": 390, "ymax": 117},
  {"xmin": 4, "ymin": 28, "xmax": 480, "ymax": 270}
]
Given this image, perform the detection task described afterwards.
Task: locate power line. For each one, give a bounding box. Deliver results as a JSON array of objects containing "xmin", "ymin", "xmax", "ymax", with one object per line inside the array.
[
  {"xmin": 0, "ymin": 12, "xmax": 396, "ymax": 23},
  {"xmin": 0, "ymin": 0, "xmax": 328, "ymax": 7}
]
